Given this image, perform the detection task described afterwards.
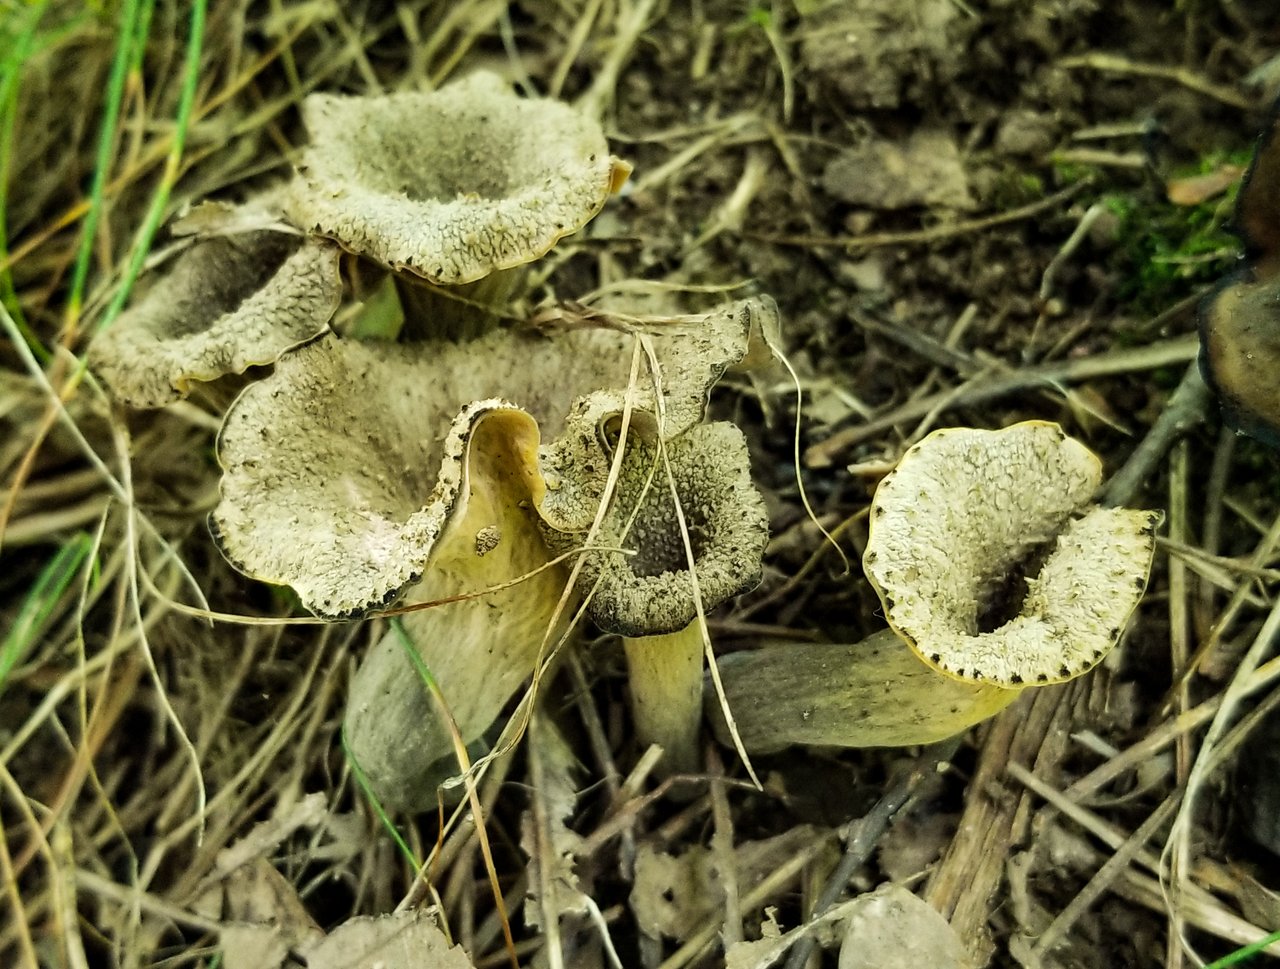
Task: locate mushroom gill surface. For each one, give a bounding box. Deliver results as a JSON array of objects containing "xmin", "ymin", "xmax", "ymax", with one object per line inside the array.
[{"xmin": 709, "ymin": 630, "xmax": 1019, "ymax": 754}]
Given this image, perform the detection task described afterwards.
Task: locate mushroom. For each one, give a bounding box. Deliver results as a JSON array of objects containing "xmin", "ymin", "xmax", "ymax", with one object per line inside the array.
[
  {"xmin": 1199, "ymin": 103, "xmax": 1280, "ymax": 448},
  {"xmin": 88, "ymin": 206, "xmax": 342, "ymax": 408},
  {"xmin": 209, "ymin": 297, "xmax": 775, "ymax": 808},
  {"xmin": 210, "ymin": 327, "xmax": 630, "ymax": 618},
  {"xmin": 342, "ymin": 402, "xmax": 568, "ymax": 811},
  {"xmin": 1197, "ymin": 274, "xmax": 1280, "ymax": 449},
  {"xmin": 542, "ymin": 422, "xmax": 769, "ymax": 775},
  {"xmin": 709, "ymin": 422, "xmax": 1160, "ymax": 752},
  {"xmin": 211, "ymin": 297, "xmax": 773, "ymax": 618},
  {"xmin": 282, "ymin": 71, "xmax": 630, "ymax": 340}
]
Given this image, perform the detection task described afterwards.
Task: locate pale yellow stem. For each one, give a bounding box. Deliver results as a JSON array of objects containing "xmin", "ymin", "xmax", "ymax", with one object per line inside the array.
[
  {"xmin": 623, "ymin": 622, "xmax": 704, "ymax": 775},
  {"xmin": 709, "ymin": 629, "xmax": 1021, "ymax": 754},
  {"xmin": 394, "ymin": 267, "xmax": 521, "ymax": 341}
]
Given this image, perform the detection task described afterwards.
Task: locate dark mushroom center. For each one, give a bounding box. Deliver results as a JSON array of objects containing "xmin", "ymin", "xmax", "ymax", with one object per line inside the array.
[
  {"xmin": 624, "ymin": 492, "xmax": 711, "ymax": 578},
  {"xmin": 973, "ymin": 533, "xmax": 1058, "ymax": 634},
  {"xmin": 163, "ymin": 231, "xmax": 302, "ymax": 337}
]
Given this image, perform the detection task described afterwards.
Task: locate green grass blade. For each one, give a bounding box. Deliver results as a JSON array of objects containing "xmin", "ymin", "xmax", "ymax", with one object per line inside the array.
[
  {"xmin": 93, "ymin": 0, "xmax": 207, "ymax": 337},
  {"xmin": 1203, "ymin": 930, "xmax": 1280, "ymax": 968},
  {"xmin": 0, "ymin": 532, "xmax": 94, "ymax": 696},
  {"xmin": 0, "ymin": 1, "xmax": 50, "ymax": 362},
  {"xmin": 341, "ymin": 724, "xmax": 423, "ymax": 873},
  {"xmin": 64, "ymin": 0, "xmax": 149, "ymax": 329}
]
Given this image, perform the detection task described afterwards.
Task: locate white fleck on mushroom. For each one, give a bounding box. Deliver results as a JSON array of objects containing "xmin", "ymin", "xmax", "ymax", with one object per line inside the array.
[
  {"xmin": 709, "ymin": 421, "xmax": 1161, "ymax": 752},
  {"xmin": 89, "ymin": 214, "xmax": 341, "ymax": 408},
  {"xmin": 282, "ymin": 71, "xmax": 630, "ymax": 339}
]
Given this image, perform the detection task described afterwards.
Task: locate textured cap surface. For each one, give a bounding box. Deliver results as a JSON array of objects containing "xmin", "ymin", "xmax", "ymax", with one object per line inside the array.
[
  {"xmin": 211, "ymin": 326, "xmax": 628, "ymax": 617},
  {"xmin": 537, "ymin": 296, "xmax": 776, "ymax": 532},
  {"xmin": 544, "ymin": 422, "xmax": 770, "ymax": 637},
  {"xmin": 210, "ymin": 296, "xmax": 776, "ymax": 618},
  {"xmin": 284, "ymin": 71, "xmax": 626, "ymax": 285},
  {"xmin": 863, "ymin": 421, "xmax": 1160, "ymax": 688},
  {"xmin": 89, "ymin": 229, "xmax": 341, "ymax": 407}
]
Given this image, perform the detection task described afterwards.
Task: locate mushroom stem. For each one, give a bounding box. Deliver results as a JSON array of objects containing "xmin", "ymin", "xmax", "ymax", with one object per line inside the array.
[
  {"xmin": 394, "ymin": 268, "xmax": 521, "ymax": 342},
  {"xmin": 623, "ymin": 622, "xmax": 705, "ymax": 776},
  {"xmin": 707, "ymin": 630, "xmax": 1020, "ymax": 754}
]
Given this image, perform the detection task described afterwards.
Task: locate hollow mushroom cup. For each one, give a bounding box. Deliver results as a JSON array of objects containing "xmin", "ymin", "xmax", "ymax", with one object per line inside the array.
[
  {"xmin": 709, "ymin": 422, "xmax": 1161, "ymax": 754},
  {"xmin": 209, "ymin": 297, "xmax": 778, "ymax": 810},
  {"xmin": 88, "ymin": 199, "xmax": 342, "ymax": 408},
  {"xmin": 281, "ymin": 70, "xmax": 630, "ymax": 341},
  {"xmin": 541, "ymin": 423, "xmax": 770, "ymax": 776}
]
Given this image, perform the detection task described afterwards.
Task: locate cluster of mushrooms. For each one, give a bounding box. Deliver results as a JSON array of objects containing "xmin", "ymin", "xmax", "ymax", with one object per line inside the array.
[{"xmin": 92, "ymin": 71, "xmax": 1164, "ymax": 812}]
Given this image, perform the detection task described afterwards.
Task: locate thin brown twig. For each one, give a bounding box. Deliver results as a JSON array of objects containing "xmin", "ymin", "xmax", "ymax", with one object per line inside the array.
[
  {"xmin": 807, "ymin": 333, "xmax": 1198, "ymax": 467},
  {"xmin": 748, "ymin": 180, "xmax": 1091, "ymax": 250},
  {"xmin": 1058, "ymin": 52, "xmax": 1255, "ymax": 110}
]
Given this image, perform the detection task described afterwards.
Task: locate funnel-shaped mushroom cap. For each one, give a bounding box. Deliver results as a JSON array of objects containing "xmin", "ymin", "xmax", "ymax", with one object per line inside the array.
[
  {"xmin": 89, "ymin": 229, "xmax": 341, "ymax": 407},
  {"xmin": 211, "ymin": 327, "xmax": 625, "ymax": 617},
  {"xmin": 537, "ymin": 296, "xmax": 780, "ymax": 533},
  {"xmin": 544, "ymin": 423, "xmax": 769, "ymax": 638},
  {"xmin": 209, "ymin": 297, "xmax": 773, "ymax": 617},
  {"xmin": 863, "ymin": 422, "xmax": 1160, "ymax": 688},
  {"xmin": 1198, "ymin": 103, "xmax": 1280, "ymax": 448},
  {"xmin": 283, "ymin": 71, "xmax": 629, "ymax": 285}
]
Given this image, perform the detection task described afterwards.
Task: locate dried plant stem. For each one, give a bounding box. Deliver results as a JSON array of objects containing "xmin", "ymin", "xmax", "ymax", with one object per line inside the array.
[
  {"xmin": 806, "ymin": 333, "xmax": 1198, "ymax": 467},
  {"xmin": 1166, "ymin": 591, "xmax": 1280, "ymax": 963},
  {"xmin": 783, "ymin": 736, "xmax": 962, "ymax": 969},
  {"xmin": 752, "ymin": 179, "xmax": 1091, "ymax": 251},
  {"xmin": 1102, "ymin": 362, "xmax": 1211, "ymax": 508},
  {"xmin": 1031, "ymin": 793, "xmax": 1181, "ymax": 959},
  {"xmin": 623, "ymin": 625, "xmax": 703, "ymax": 777},
  {"xmin": 656, "ymin": 834, "xmax": 836, "ymax": 969},
  {"xmin": 1058, "ymin": 52, "xmax": 1255, "ymax": 109}
]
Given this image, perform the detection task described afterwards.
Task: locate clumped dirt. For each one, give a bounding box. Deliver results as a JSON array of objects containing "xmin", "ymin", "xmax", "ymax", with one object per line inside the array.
[{"xmin": 4, "ymin": 2, "xmax": 1280, "ymax": 968}]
